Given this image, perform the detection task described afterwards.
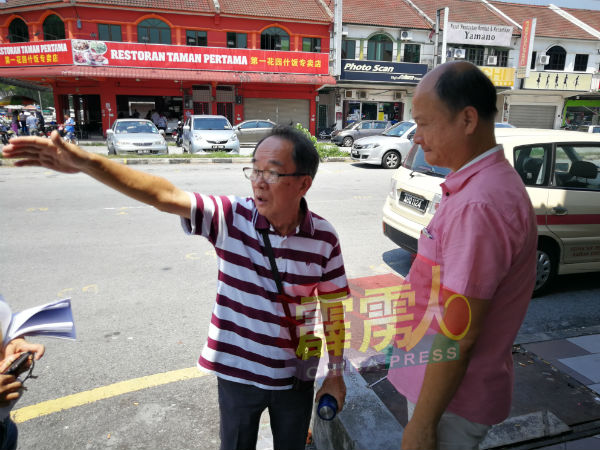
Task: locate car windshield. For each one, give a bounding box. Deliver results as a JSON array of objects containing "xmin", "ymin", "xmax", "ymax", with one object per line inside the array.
[
  {"xmin": 403, "ymin": 145, "xmax": 452, "ymax": 178},
  {"xmin": 193, "ymin": 118, "xmax": 231, "ymax": 130},
  {"xmin": 115, "ymin": 121, "xmax": 158, "ymax": 134},
  {"xmin": 383, "ymin": 121, "xmax": 414, "ymax": 137},
  {"xmin": 342, "ymin": 122, "xmax": 360, "ymax": 130}
]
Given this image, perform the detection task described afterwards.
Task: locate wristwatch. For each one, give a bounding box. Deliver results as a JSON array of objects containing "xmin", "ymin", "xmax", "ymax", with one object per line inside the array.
[{"xmin": 327, "ymin": 360, "xmax": 346, "ymax": 372}]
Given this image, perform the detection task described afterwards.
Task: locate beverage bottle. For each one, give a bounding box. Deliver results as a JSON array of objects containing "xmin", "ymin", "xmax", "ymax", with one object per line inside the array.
[{"xmin": 317, "ymin": 394, "xmax": 338, "ymax": 421}]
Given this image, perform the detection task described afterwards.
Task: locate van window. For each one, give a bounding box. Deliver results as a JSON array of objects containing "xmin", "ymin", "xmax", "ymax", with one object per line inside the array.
[
  {"xmin": 555, "ymin": 144, "xmax": 600, "ymax": 190},
  {"xmin": 514, "ymin": 145, "xmax": 551, "ymax": 186}
]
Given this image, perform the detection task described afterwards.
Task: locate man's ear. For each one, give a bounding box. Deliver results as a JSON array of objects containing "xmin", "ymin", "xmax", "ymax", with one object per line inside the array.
[
  {"xmin": 299, "ymin": 175, "xmax": 312, "ymax": 196},
  {"xmin": 461, "ymin": 106, "xmax": 479, "ymax": 135}
]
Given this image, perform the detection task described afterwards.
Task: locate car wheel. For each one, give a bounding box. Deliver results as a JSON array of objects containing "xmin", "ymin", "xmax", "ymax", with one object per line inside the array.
[
  {"xmin": 382, "ymin": 151, "xmax": 401, "ymax": 169},
  {"xmin": 533, "ymin": 241, "xmax": 558, "ymax": 297},
  {"xmin": 342, "ymin": 136, "xmax": 354, "ymax": 147}
]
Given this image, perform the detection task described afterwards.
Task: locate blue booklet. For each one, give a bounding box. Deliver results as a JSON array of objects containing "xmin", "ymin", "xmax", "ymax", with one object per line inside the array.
[{"xmin": 0, "ymin": 296, "xmax": 76, "ymax": 347}]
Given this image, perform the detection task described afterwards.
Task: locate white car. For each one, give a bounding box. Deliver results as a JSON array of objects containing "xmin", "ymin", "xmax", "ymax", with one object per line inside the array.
[
  {"xmin": 182, "ymin": 115, "xmax": 240, "ymax": 154},
  {"xmin": 382, "ymin": 128, "xmax": 600, "ymax": 296},
  {"xmin": 351, "ymin": 121, "xmax": 416, "ymax": 169},
  {"xmin": 106, "ymin": 119, "xmax": 168, "ymax": 155}
]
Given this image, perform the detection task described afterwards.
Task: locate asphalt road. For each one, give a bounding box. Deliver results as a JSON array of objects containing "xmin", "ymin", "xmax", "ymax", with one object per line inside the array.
[{"xmin": 0, "ymin": 161, "xmax": 598, "ymax": 449}]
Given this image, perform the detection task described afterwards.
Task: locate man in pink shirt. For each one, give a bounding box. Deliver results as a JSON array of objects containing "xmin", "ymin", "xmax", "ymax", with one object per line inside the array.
[{"xmin": 387, "ymin": 61, "xmax": 537, "ymax": 449}]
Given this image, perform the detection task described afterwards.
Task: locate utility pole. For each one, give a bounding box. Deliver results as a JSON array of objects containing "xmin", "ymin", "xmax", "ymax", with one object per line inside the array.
[
  {"xmin": 333, "ymin": 0, "xmax": 343, "ymax": 77},
  {"xmin": 434, "ymin": 7, "xmax": 449, "ymax": 67}
]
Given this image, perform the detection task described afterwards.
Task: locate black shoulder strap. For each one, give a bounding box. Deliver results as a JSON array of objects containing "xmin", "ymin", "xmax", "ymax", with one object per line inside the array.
[{"xmin": 260, "ymin": 229, "xmax": 298, "ymax": 348}]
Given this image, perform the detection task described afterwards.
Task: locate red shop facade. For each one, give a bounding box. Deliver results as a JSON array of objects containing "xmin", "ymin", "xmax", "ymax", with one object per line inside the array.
[{"xmin": 0, "ymin": 2, "xmax": 334, "ymax": 137}]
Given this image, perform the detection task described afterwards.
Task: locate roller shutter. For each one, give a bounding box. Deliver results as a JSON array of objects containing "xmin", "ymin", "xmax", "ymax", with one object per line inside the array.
[
  {"xmin": 509, "ymin": 105, "xmax": 556, "ymax": 129},
  {"xmin": 244, "ymin": 98, "xmax": 310, "ymax": 128}
]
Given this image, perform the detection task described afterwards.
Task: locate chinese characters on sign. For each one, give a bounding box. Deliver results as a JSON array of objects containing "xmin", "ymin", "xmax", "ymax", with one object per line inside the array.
[{"xmin": 0, "ymin": 39, "xmax": 329, "ymax": 75}]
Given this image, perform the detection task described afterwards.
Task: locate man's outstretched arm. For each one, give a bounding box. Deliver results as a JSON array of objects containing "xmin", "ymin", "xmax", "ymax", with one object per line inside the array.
[{"xmin": 2, "ymin": 131, "xmax": 191, "ymax": 218}]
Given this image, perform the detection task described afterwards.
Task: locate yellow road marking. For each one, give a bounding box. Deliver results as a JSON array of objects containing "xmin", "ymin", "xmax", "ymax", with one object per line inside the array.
[{"xmin": 12, "ymin": 367, "xmax": 207, "ymax": 424}]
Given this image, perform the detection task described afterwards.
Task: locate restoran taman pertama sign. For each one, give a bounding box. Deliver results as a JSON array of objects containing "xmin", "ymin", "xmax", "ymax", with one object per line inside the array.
[{"xmin": 0, "ymin": 39, "xmax": 329, "ymax": 75}]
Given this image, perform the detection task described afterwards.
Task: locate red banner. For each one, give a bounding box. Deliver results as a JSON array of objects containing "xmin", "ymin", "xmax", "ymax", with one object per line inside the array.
[
  {"xmin": 0, "ymin": 39, "xmax": 329, "ymax": 75},
  {"xmin": 0, "ymin": 40, "xmax": 73, "ymax": 67},
  {"xmin": 516, "ymin": 18, "xmax": 536, "ymax": 79}
]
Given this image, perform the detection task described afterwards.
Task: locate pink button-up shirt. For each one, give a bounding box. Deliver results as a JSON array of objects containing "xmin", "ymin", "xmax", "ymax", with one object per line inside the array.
[{"xmin": 388, "ymin": 147, "xmax": 537, "ymax": 425}]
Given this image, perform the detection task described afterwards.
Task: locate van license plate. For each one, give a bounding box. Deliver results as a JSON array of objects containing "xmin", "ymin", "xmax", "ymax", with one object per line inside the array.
[
  {"xmin": 400, "ymin": 191, "xmax": 428, "ymax": 212},
  {"xmin": 212, "ymin": 145, "xmax": 225, "ymax": 149}
]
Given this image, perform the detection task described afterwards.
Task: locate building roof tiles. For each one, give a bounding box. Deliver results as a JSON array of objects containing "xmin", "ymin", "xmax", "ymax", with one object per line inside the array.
[{"xmin": 343, "ymin": 0, "xmax": 431, "ymax": 29}]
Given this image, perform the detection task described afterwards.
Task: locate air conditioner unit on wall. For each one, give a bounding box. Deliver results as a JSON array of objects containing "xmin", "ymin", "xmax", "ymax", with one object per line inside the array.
[
  {"xmin": 394, "ymin": 91, "xmax": 404, "ymax": 100},
  {"xmin": 539, "ymin": 55, "xmax": 550, "ymax": 65},
  {"xmin": 453, "ymin": 48, "xmax": 466, "ymax": 59},
  {"xmin": 400, "ymin": 30, "xmax": 413, "ymax": 41},
  {"xmin": 359, "ymin": 91, "xmax": 368, "ymax": 99},
  {"xmin": 345, "ymin": 90, "xmax": 354, "ymax": 99},
  {"xmin": 486, "ymin": 55, "xmax": 498, "ymax": 66}
]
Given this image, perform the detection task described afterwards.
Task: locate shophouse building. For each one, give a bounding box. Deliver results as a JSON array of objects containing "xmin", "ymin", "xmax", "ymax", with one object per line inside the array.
[{"xmin": 0, "ymin": 0, "xmax": 335, "ymax": 137}]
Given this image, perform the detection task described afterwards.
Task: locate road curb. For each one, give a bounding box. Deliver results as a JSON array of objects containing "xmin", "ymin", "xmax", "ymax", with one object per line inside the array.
[{"xmin": 1, "ymin": 157, "xmax": 353, "ymax": 167}]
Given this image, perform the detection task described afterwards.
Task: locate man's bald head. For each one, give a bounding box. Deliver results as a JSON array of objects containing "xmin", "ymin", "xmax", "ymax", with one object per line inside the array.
[{"xmin": 417, "ymin": 61, "xmax": 498, "ymax": 123}]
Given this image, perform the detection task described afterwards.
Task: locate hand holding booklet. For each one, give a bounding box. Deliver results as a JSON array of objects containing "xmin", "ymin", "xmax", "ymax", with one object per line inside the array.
[{"xmin": 0, "ymin": 295, "xmax": 76, "ymax": 347}]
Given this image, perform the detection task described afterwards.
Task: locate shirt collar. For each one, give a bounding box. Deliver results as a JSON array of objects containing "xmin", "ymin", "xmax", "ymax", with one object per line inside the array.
[
  {"xmin": 253, "ymin": 197, "xmax": 314, "ymax": 236},
  {"xmin": 442, "ymin": 145, "xmax": 505, "ymax": 195}
]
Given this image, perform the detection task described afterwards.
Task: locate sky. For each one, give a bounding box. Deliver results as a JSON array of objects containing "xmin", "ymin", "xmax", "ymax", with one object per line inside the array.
[{"xmin": 493, "ymin": 0, "xmax": 600, "ymax": 10}]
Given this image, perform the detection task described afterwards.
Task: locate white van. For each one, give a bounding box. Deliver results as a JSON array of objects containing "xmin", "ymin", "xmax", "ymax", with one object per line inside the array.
[{"xmin": 382, "ymin": 128, "xmax": 600, "ymax": 296}]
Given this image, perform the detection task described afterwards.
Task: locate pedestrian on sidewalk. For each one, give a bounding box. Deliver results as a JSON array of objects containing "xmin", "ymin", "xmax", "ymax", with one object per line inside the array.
[
  {"xmin": 2, "ymin": 125, "xmax": 348, "ymax": 450},
  {"xmin": 387, "ymin": 61, "xmax": 537, "ymax": 450}
]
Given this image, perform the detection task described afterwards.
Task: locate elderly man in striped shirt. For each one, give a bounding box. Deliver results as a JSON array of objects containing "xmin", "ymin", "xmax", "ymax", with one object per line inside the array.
[{"xmin": 3, "ymin": 125, "xmax": 349, "ymax": 450}]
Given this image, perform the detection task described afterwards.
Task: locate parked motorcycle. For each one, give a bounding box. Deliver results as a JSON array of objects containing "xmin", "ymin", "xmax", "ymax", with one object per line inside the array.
[
  {"xmin": 0, "ymin": 123, "xmax": 15, "ymax": 145},
  {"xmin": 318, "ymin": 123, "xmax": 336, "ymax": 140},
  {"xmin": 174, "ymin": 121, "xmax": 183, "ymax": 147}
]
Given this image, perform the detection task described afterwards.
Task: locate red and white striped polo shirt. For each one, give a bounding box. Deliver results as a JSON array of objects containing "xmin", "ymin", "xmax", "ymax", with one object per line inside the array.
[{"xmin": 181, "ymin": 193, "xmax": 348, "ymax": 389}]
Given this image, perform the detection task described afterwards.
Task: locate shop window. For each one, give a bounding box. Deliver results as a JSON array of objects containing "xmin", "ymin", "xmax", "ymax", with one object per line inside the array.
[
  {"xmin": 8, "ymin": 18, "xmax": 29, "ymax": 43},
  {"xmin": 302, "ymin": 37, "xmax": 321, "ymax": 52},
  {"xmin": 574, "ymin": 54, "xmax": 589, "ymax": 72},
  {"xmin": 138, "ymin": 18, "xmax": 171, "ymax": 45},
  {"xmin": 496, "ymin": 50, "xmax": 508, "ymax": 67},
  {"xmin": 261, "ymin": 27, "xmax": 289, "ymax": 51},
  {"xmin": 342, "ymin": 39, "xmax": 356, "ymax": 59},
  {"xmin": 545, "ymin": 46, "xmax": 566, "ymax": 71},
  {"xmin": 531, "ymin": 51, "xmax": 537, "ymax": 69},
  {"xmin": 43, "ymin": 14, "xmax": 65, "ymax": 41},
  {"xmin": 367, "ymin": 34, "xmax": 392, "ymax": 61},
  {"xmin": 403, "ymin": 44, "xmax": 420, "ymax": 63},
  {"xmin": 227, "ymin": 32, "xmax": 247, "ymax": 48},
  {"xmin": 465, "ymin": 46, "xmax": 484, "ymax": 66},
  {"xmin": 98, "ymin": 24, "xmax": 122, "ymax": 42},
  {"xmin": 186, "ymin": 30, "xmax": 207, "ymax": 46}
]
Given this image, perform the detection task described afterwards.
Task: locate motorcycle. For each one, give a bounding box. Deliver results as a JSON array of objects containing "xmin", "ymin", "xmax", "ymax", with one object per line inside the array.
[
  {"xmin": 174, "ymin": 121, "xmax": 183, "ymax": 147},
  {"xmin": 0, "ymin": 123, "xmax": 15, "ymax": 145},
  {"xmin": 318, "ymin": 123, "xmax": 337, "ymax": 141}
]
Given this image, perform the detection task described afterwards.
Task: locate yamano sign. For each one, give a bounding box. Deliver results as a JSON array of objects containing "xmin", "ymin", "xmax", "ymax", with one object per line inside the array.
[
  {"xmin": 0, "ymin": 39, "xmax": 329, "ymax": 75},
  {"xmin": 447, "ymin": 22, "xmax": 513, "ymax": 47}
]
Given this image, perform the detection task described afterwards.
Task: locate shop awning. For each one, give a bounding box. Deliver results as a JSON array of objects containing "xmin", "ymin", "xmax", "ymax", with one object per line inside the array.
[{"xmin": 0, "ymin": 65, "xmax": 336, "ymax": 86}]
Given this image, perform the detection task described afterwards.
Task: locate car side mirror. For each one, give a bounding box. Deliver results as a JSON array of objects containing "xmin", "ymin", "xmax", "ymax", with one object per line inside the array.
[
  {"xmin": 106, "ymin": 129, "xmax": 114, "ymax": 135},
  {"xmin": 159, "ymin": 129, "xmax": 165, "ymax": 135},
  {"xmin": 183, "ymin": 125, "xmax": 190, "ymax": 131}
]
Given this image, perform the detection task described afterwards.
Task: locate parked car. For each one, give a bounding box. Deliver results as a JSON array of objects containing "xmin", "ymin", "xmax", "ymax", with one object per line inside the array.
[
  {"xmin": 233, "ymin": 119, "xmax": 276, "ymax": 146},
  {"xmin": 182, "ymin": 115, "xmax": 240, "ymax": 154},
  {"xmin": 351, "ymin": 121, "xmax": 416, "ymax": 169},
  {"xmin": 382, "ymin": 128, "xmax": 600, "ymax": 296},
  {"xmin": 495, "ymin": 122, "xmax": 516, "ymax": 128},
  {"xmin": 577, "ymin": 124, "xmax": 600, "ymax": 133},
  {"xmin": 106, "ymin": 119, "xmax": 168, "ymax": 155},
  {"xmin": 330, "ymin": 120, "xmax": 391, "ymax": 147}
]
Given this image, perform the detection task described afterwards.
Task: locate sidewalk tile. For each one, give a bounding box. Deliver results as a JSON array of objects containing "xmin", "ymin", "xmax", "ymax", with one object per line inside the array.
[
  {"xmin": 525, "ymin": 340, "xmax": 591, "ymax": 360},
  {"xmin": 568, "ymin": 335, "xmax": 600, "ymax": 354},
  {"xmin": 558, "ymin": 354, "xmax": 600, "ymax": 383}
]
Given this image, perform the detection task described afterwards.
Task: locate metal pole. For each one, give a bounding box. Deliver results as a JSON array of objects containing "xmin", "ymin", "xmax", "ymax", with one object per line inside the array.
[
  {"xmin": 441, "ymin": 7, "xmax": 449, "ymax": 64},
  {"xmin": 434, "ymin": 10, "xmax": 440, "ymax": 67}
]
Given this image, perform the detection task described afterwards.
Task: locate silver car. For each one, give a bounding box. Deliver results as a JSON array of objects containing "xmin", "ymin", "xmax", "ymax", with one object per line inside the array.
[
  {"xmin": 233, "ymin": 119, "xmax": 276, "ymax": 146},
  {"xmin": 106, "ymin": 119, "xmax": 168, "ymax": 155},
  {"xmin": 182, "ymin": 115, "xmax": 240, "ymax": 154},
  {"xmin": 351, "ymin": 121, "xmax": 416, "ymax": 169},
  {"xmin": 330, "ymin": 120, "xmax": 391, "ymax": 147}
]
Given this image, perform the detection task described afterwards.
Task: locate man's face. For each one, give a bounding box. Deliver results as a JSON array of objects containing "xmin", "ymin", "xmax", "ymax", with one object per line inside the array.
[
  {"xmin": 412, "ymin": 85, "xmax": 463, "ymax": 170},
  {"xmin": 251, "ymin": 136, "xmax": 310, "ymax": 223}
]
